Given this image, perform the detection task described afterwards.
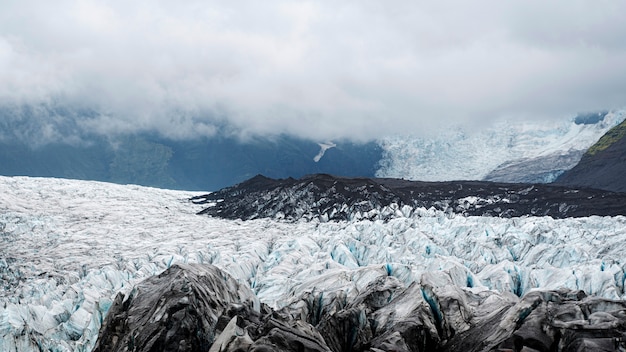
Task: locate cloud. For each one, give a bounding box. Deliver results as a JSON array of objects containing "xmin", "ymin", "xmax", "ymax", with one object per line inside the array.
[{"xmin": 1, "ymin": 0, "xmax": 625, "ymax": 142}]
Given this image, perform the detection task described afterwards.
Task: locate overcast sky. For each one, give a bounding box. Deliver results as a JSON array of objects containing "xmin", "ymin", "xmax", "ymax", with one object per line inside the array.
[{"xmin": 1, "ymin": 1, "xmax": 625, "ymax": 141}]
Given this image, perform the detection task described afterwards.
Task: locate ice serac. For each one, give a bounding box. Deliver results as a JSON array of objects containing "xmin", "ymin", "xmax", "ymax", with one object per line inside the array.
[
  {"xmin": 94, "ymin": 264, "xmax": 626, "ymax": 352},
  {"xmin": 93, "ymin": 263, "xmax": 333, "ymax": 352},
  {"xmin": 444, "ymin": 289, "xmax": 626, "ymax": 352},
  {"xmin": 483, "ymin": 150, "xmax": 584, "ymax": 183},
  {"xmin": 193, "ymin": 174, "xmax": 626, "ymax": 220},
  {"xmin": 93, "ymin": 263, "xmax": 260, "ymax": 352}
]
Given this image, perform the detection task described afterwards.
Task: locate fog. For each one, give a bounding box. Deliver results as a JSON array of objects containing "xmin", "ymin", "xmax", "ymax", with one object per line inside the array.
[{"xmin": 1, "ymin": 1, "xmax": 625, "ymax": 142}]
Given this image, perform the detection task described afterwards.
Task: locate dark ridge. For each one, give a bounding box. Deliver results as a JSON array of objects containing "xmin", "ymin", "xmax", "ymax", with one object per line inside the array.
[
  {"xmin": 192, "ymin": 174, "xmax": 626, "ymax": 221},
  {"xmin": 555, "ymin": 119, "xmax": 626, "ymax": 193}
]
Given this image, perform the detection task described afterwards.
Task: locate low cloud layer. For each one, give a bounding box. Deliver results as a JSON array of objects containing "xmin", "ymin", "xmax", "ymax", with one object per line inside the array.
[{"xmin": 1, "ymin": 1, "xmax": 626, "ymax": 142}]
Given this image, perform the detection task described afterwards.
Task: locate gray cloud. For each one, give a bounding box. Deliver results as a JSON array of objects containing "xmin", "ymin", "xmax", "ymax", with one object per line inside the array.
[{"xmin": 1, "ymin": 0, "xmax": 625, "ymax": 142}]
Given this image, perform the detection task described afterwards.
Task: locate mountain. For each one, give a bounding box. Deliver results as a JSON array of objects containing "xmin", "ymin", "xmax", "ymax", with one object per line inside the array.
[
  {"xmin": 555, "ymin": 118, "xmax": 626, "ymax": 192},
  {"xmin": 1, "ymin": 104, "xmax": 623, "ymax": 189},
  {"xmin": 0, "ymin": 133, "xmax": 381, "ymax": 191},
  {"xmin": 2, "ymin": 176, "xmax": 626, "ymax": 351},
  {"xmin": 0, "ymin": 103, "xmax": 383, "ymax": 191}
]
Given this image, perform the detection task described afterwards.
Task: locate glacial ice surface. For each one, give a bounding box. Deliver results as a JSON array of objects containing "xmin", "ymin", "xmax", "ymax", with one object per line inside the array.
[{"xmin": 1, "ymin": 176, "xmax": 626, "ymax": 350}]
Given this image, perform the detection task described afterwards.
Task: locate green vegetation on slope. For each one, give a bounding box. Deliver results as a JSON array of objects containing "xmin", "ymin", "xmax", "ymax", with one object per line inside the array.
[{"xmin": 585, "ymin": 119, "xmax": 626, "ymax": 156}]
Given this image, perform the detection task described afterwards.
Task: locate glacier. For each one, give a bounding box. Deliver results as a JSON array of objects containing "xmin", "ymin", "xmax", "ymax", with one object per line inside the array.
[
  {"xmin": 1, "ymin": 176, "xmax": 626, "ymax": 350},
  {"xmin": 376, "ymin": 110, "xmax": 625, "ymax": 182}
]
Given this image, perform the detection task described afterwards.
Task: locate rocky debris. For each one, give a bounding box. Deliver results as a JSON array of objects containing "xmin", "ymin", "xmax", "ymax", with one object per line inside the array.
[
  {"xmin": 192, "ymin": 174, "xmax": 626, "ymax": 221},
  {"xmin": 94, "ymin": 264, "xmax": 626, "ymax": 352}
]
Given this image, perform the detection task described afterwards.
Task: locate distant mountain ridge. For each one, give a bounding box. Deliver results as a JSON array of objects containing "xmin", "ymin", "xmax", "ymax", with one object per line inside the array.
[
  {"xmin": 0, "ymin": 104, "xmax": 382, "ymax": 190},
  {"xmin": 555, "ymin": 118, "xmax": 626, "ymax": 193},
  {"xmin": 0, "ymin": 132, "xmax": 381, "ymax": 191},
  {"xmin": 193, "ymin": 174, "xmax": 626, "ymax": 221},
  {"xmin": 1, "ymin": 104, "xmax": 623, "ymax": 190}
]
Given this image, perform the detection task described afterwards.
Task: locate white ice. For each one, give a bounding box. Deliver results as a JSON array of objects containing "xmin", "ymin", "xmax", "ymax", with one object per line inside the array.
[
  {"xmin": 376, "ymin": 110, "xmax": 625, "ymax": 181},
  {"xmin": 0, "ymin": 176, "xmax": 625, "ymax": 351}
]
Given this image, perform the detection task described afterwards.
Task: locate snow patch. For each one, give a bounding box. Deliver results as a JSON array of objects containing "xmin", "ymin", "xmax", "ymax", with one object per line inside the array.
[{"xmin": 313, "ymin": 142, "xmax": 337, "ymax": 162}]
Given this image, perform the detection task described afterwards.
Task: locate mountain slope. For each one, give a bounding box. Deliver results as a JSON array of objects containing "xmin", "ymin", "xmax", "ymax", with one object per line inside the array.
[
  {"xmin": 0, "ymin": 134, "xmax": 381, "ymax": 191},
  {"xmin": 555, "ymin": 119, "xmax": 626, "ymax": 192}
]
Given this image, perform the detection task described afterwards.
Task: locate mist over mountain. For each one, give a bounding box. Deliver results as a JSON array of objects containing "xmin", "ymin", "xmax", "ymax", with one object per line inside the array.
[
  {"xmin": 1, "ymin": 104, "xmax": 623, "ymax": 190},
  {"xmin": 0, "ymin": 133, "xmax": 380, "ymax": 192},
  {"xmin": 4, "ymin": 1, "xmax": 626, "ymax": 142},
  {"xmin": 2, "ymin": 1, "xmax": 626, "ymax": 191}
]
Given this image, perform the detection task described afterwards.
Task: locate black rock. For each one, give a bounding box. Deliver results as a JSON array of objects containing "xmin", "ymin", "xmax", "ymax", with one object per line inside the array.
[{"xmin": 192, "ymin": 174, "xmax": 626, "ymax": 221}]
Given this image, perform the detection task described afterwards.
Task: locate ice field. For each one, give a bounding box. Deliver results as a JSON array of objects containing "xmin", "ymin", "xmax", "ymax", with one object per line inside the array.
[{"xmin": 1, "ymin": 176, "xmax": 625, "ymax": 350}]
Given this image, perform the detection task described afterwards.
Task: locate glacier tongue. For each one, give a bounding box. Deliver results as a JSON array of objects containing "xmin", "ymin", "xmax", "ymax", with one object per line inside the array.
[
  {"xmin": 377, "ymin": 110, "xmax": 625, "ymax": 182},
  {"xmin": 0, "ymin": 176, "xmax": 626, "ymax": 350}
]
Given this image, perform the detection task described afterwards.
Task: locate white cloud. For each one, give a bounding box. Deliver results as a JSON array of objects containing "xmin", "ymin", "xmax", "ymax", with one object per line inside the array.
[{"xmin": 1, "ymin": 0, "xmax": 625, "ymax": 141}]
